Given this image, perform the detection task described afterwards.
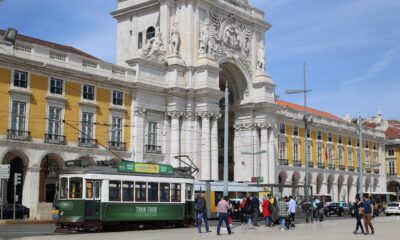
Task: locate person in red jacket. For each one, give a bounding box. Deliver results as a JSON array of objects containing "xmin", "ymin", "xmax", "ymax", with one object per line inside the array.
[{"xmin": 262, "ymin": 196, "xmax": 273, "ymax": 226}]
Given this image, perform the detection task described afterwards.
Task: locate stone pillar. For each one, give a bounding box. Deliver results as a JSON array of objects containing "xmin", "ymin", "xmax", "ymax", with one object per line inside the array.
[
  {"xmin": 268, "ymin": 127, "xmax": 277, "ymax": 184},
  {"xmin": 22, "ymin": 166, "xmax": 40, "ymax": 219},
  {"xmin": 160, "ymin": 0, "xmax": 172, "ymax": 47},
  {"xmin": 211, "ymin": 115, "xmax": 219, "ymax": 180},
  {"xmin": 133, "ymin": 108, "xmax": 146, "ymax": 162},
  {"xmin": 185, "ymin": 113, "xmax": 194, "ymax": 158},
  {"xmin": 233, "ymin": 125, "xmax": 243, "ymax": 181},
  {"xmin": 168, "ymin": 111, "xmax": 183, "ymax": 168},
  {"xmin": 258, "ymin": 123, "xmax": 269, "ymax": 182},
  {"xmin": 194, "ymin": 115, "xmax": 202, "ymax": 177},
  {"xmin": 199, "ymin": 112, "xmax": 211, "ymax": 180},
  {"xmin": 163, "ymin": 113, "xmax": 171, "ymax": 164}
]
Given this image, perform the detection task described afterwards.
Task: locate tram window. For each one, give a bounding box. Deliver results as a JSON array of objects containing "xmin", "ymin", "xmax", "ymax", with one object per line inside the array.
[
  {"xmin": 135, "ymin": 182, "xmax": 146, "ymax": 202},
  {"xmin": 160, "ymin": 183, "xmax": 170, "ymax": 202},
  {"xmin": 69, "ymin": 177, "xmax": 82, "ymax": 199},
  {"xmin": 95, "ymin": 181, "xmax": 100, "ymax": 199},
  {"xmin": 60, "ymin": 178, "xmax": 68, "ymax": 199},
  {"xmin": 123, "ymin": 181, "xmax": 134, "ymax": 201},
  {"xmin": 109, "ymin": 181, "xmax": 121, "ymax": 201},
  {"xmin": 171, "ymin": 183, "xmax": 181, "ymax": 202},
  {"xmin": 86, "ymin": 181, "xmax": 93, "ymax": 199},
  {"xmin": 186, "ymin": 184, "xmax": 193, "ymax": 201},
  {"xmin": 148, "ymin": 182, "xmax": 159, "ymax": 202}
]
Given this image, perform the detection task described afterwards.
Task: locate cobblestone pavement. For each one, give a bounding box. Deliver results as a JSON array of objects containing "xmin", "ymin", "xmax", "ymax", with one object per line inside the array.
[{"xmin": 18, "ymin": 216, "xmax": 400, "ymax": 240}]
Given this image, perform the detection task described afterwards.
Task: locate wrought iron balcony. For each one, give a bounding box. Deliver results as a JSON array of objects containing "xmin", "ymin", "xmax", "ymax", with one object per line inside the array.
[
  {"xmin": 108, "ymin": 141, "xmax": 126, "ymax": 151},
  {"xmin": 279, "ymin": 159, "xmax": 289, "ymax": 166},
  {"xmin": 78, "ymin": 138, "xmax": 98, "ymax": 148},
  {"xmin": 307, "ymin": 162, "xmax": 314, "ymax": 168},
  {"xmin": 145, "ymin": 144, "xmax": 162, "ymax": 154},
  {"xmin": 318, "ymin": 163, "xmax": 325, "ymax": 169},
  {"xmin": 374, "ymin": 169, "xmax": 379, "ymax": 174},
  {"xmin": 7, "ymin": 129, "xmax": 31, "ymax": 141},
  {"xmin": 293, "ymin": 160, "xmax": 302, "ymax": 167},
  {"xmin": 328, "ymin": 164, "xmax": 336, "ymax": 170},
  {"xmin": 44, "ymin": 134, "xmax": 66, "ymax": 145},
  {"xmin": 339, "ymin": 165, "xmax": 345, "ymax": 171},
  {"xmin": 348, "ymin": 166, "xmax": 354, "ymax": 172}
]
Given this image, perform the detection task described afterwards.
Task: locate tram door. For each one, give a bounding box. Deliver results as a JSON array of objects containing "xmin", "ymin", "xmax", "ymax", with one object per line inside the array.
[{"xmin": 85, "ymin": 180, "xmax": 101, "ymax": 221}]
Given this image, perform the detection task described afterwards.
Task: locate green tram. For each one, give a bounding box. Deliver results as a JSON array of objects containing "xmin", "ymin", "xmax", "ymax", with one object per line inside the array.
[{"xmin": 53, "ymin": 161, "xmax": 195, "ymax": 231}]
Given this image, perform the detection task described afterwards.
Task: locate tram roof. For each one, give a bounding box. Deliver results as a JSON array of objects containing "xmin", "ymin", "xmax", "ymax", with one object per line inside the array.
[{"xmin": 59, "ymin": 165, "xmax": 194, "ymax": 179}]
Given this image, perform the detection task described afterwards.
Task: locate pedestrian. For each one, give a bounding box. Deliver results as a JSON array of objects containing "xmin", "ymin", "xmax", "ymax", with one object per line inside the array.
[
  {"xmin": 244, "ymin": 196, "xmax": 255, "ymax": 228},
  {"xmin": 262, "ymin": 196, "xmax": 273, "ymax": 226},
  {"xmin": 287, "ymin": 196, "xmax": 297, "ymax": 227},
  {"xmin": 216, "ymin": 196, "xmax": 233, "ymax": 236},
  {"xmin": 353, "ymin": 196, "xmax": 365, "ymax": 235},
  {"xmin": 239, "ymin": 196, "xmax": 247, "ymax": 225},
  {"xmin": 251, "ymin": 195, "xmax": 260, "ymax": 226},
  {"xmin": 277, "ymin": 197, "xmax": 289, "ymax": 231},
  {"xmin": 195, "ymin": 194, "xmax": 211, "ymax": 233},
  {"xmin": 362, "ymin": 193, "xmax": 375, "ymax": 235}
]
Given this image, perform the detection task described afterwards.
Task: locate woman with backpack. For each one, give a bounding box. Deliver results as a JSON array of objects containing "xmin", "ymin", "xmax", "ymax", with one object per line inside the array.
[{"xmin": 244, "ymin": 197, "xmax": 255, "ymax": 228}]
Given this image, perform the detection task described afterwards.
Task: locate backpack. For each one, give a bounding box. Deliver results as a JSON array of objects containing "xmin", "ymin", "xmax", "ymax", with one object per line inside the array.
[{"xmin": 245, "ymin": 202, "xmax": 253, "ymax": 214}]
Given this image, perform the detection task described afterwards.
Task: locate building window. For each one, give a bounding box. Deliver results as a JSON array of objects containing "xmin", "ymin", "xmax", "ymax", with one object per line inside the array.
[
  {"xmin": 328, "ymin": 147, "xmax": 333, "ymax": 165},
  {"xmin": 389, "ymin": 161, "xmax": 396, "ymax": 175},
  {"xmin": 317, "ymin": 146, "xmax": 322, "ymax": 163},
  {"xmin": 83, "ymin": 84, "xmax": 95, "ymax": 100},
  {"xmin": 81, "ymin": 112, "xmax": 94, "ymax": 140},
  {"xmin": 317, "ymin": 131, "xmax": 322, "ymax": 140},
  {"xmin": 13, "ymin": 70, "xmax": 28, "ymax": 88},
  {"xmin": 138, "ymin": 32, "xmax": 143, "ymax": 49},
  {"xmin": 347, "ymin": 137, "xmax": 352, "ymax": 146},
  {"xmin": 307, "ymin": 129, "xmax": 311, "ymax": 139},
  {"xmin": 279, "ymin": 123, "xmax": 286, "ymax": 134},
  {"xmin": 348, "ymin": 149, "xmax": 353, "ymax": 166},
  {"xmin": 10, "ymin": 101, "xmax": 26, "ymax": 132},
  {"xmin": 357, "ymin": 139, "xmax": 360, "ymax": 147},
  {"xmin": 373, "ymin": 143, "xmax": 377, "ymax": 150},
  {"xmin": 365, "ymin": 141, "xmax": 369, "ymax": 149},
  {"xmin": 373, "ymin": 153, "xmax": 377, "ymax": 167},
  {"xmin": 307, "ymin": 144, "xmax": 312, "ymax": 162},
  {"xmin": 112, "ymin": 91, "xmax": 123, "ymax": 106},
  {"xmin": 293, "ymin": 126, "xmax": 299, "ymax": 136},
  {"xmin": 146, "ymin": 27, "xmax": 155, "ymax": 40},
  {"xmin": 338, "ymin": 135, "xmax": 342, "ymax": 144},
  {"xmin": 147, "ymin": 122, "xmax": 157, "ymax": 146},
  {"xmin": 50, "ymin": 78, "xmax": 63, "ymax": 95},
  {"xmin": 365, "ymin": 151, "xmax": 370, "ymax": 166},
  {"xmin": 48, "ymin": 107, "xmax": 62, "ymax": 136},
  {"xmin": 280, "ymin": 142, "xmax": 286, "ymax": 159},
  {"xmin": 328, "ymin": 133, "xmax": 332, "ymax": 142},
  {"xmin": 111, "ymin": 117, "xmax": 122, "ymax": 143},
  {"xmin": 293, "ymin": 143, "xmax": 299, "ymax": 161},
  {"xmin": 388, "ymin": 148, "xmax": 395, "ymax": 156}
]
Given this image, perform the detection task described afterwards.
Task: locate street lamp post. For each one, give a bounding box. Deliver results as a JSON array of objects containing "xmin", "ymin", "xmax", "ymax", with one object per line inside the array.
[
  {"xmin": 285, "ymin": 63, "xmax": 312, "ymax": 223},
  {"xmin": 352, "ymin": 117, "xmax": 363, "ymax": 197}
]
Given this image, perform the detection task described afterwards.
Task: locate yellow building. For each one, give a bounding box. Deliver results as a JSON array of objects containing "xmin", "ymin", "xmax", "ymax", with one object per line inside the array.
[
  {"xmin": 384, "ymin": 121, "xmax": 400, "ymax": 192},
  {"xmin": 275, "ymin": 100, "xmax": 386, "ymax": 202},
  {"xmin": 0, "ymin": 30, "xmax": 134, "ymax": 219}
]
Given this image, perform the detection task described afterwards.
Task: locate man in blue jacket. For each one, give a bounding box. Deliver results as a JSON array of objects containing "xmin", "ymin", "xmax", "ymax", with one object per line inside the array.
[{"xmin": 195, "ymin": 194, "xmax": 211, "ymax": 233}]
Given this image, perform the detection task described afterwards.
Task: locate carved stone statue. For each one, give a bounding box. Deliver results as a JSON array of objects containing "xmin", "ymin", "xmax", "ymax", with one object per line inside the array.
[
  {"xmin": 169, "ymin": 22, "xmax": 180, "ymax": 55},
  {"xmin": 142, "ymin": 31, "xmax": 165, "ymax": 60},
  {"xmin": 257, "ymin": 41, "xmax": 266, "ymax": 72},
  {"xmin": 199, "ymin": 19, "xmax": 209, "ymax": 54}
]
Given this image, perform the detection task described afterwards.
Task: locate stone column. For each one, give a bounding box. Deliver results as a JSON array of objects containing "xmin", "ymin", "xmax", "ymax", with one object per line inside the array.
[
  {"xmin": 163, "ymin": 113, "xmax": 171, "ymax": 164},
  {"xmin": 258, "ymin": 123, "xmax": 269, "ymax": 183},
  {"xmin": 268, "ymin": 127, "xmax": 277, "ymax": 184},
  {"xmin": 211, "ymin": 115, "xmax": 219, "ymax": 180},
  {"xmin": 133, "ymin": 108, "xmax": 146, "ymax": 162},
  {"xmin": 160, "ymin": 0, "xmax": 172, "ymax": 47},
  {"xmin": 185, "ymin": 113, "xmax": 194, "ymax": 158},
  {"xmin": 199, "ymin": 112, "xmax": 212, "ymax": 180},
  {"xmin": 233, "ymin": 124, "xmax": 243, "ymax": 181},
  {"xmin": 22, "ymin": 166, "xmax": 40, "ymax": 220},
  {"xmin": 168, "ymin": 111, "xmax": 183, "ymax": 168}
]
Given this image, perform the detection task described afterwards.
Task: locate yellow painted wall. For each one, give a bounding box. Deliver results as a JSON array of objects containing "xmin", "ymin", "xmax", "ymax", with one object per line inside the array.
[
  {"xmin": 96, "ymin": 87, "xmax": 111, "ymax": 147},
  {"xmin": 29, "ymin": 74, "xmax": 47, "ymax": 139},
  {"xmin": 64, "ymin": 82, "xmax": 81, "ymax": 143},
  {"xmin": 124, "ymin": 94, "xmax": 132, "ymax": 151},
  {"xmin": 0, "ymin": 67, "xmax": 11, "ymax": 135},
  {"xmin": 343, "ymin": 136, "xmax": 348, "ymax": 166}
]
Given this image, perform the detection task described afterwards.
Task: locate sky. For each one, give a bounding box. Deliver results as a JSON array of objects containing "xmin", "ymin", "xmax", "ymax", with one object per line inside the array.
[{"xmin": 0, "ymin": 0, "xmax": 399, "ymax": 120}]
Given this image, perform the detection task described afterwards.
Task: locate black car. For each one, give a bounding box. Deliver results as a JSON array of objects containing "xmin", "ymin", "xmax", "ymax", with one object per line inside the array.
[
  {"xmin": 0, "ymin": 204, "xmax": 30, "ymax": 220},
  {"xmin": 326, "ymin": 202, "xmax": 349, "ymax": 217}
]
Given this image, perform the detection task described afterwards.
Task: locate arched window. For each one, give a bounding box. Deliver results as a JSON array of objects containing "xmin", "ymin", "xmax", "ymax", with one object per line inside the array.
[
  {"xmin": 146, "ymin": 27, "xmax": 156, "ymax": 40},
  {"xmin": 138, "ymin": 32, "xmax": 143, "ymax": 49}
]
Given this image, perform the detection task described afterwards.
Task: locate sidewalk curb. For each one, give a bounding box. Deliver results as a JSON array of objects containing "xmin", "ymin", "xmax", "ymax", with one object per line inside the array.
[{"xmin": 0, "ymin": 220, "xmax": 55, "ymax": 225}]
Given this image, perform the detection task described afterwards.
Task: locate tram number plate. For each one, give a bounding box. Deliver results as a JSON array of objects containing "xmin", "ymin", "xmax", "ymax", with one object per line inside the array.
[{"xmin": 135, "ymin": 206, "xmax": 158, "ymax": 217}]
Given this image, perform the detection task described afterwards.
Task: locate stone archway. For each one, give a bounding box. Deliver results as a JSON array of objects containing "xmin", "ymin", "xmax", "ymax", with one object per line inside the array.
[
  {"xmin": 1, "ymin": 150, "xmax": 30, "ymax": 204},
  {"xmin": 316, "ymin": 173, "xmax": 324, "ymax": 194},
  {"xmin": 365, "ymin": 177, "xmax": 371, "ymax": 192},
  {"xmin": 338, "ymin": 175, "xmax": 345, "ymax": 201},
  {"xmin": 39, "ymin": 153, "xmax": 64, "ymax": 203},
  {"xmin": 327, "ymin": 174, "xmax": 334, "ymax": 194},
  {"xmin": 347, "ymin": 176, "xmax": 354, "ymax": 200},
  {"xmin": 387, "ymin": 181, "xmax": 400, "ymax": 192},
  {"xmin": 278, "ymin": 171, "xmax": 288, "ymax": 193}
]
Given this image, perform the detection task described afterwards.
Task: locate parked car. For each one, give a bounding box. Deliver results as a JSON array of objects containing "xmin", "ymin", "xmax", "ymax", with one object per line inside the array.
[
  {"xmin": 385, "ymin": 202, "xmax": 400, "ymax": 216},
  {"xmin": 326, "ymin": 202, "xmax": 350, "ymax": 216},
  {"xmin": 0, "ymin": 204, "xmax": 30, "ymax": 220}
]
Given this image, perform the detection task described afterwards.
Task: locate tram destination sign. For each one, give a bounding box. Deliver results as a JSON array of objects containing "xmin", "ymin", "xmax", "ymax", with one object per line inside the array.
[
  {"xmin": 0, "ymin": 164, "xmax": 10, "ymax": 179},
  {"xmin": 118, "ymin": 162, "xmax": 174, "ymax": 175}
]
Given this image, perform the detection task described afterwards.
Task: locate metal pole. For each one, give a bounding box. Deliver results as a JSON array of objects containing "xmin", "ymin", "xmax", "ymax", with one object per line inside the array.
[
  {"xmin": 223, "ymin": 82, "xmax": 229, "ymax": 196},
  {"xmin": 358, "ymin": 117, "xmax": 363, "ymax": 197},
  {"xmin": 13, "ymin": 175, "xmax": 16, "ymax": 220},
  {"xmin": 303, "ymin": 63, "xmax": 310, "ymax": 223},
  {"xmin": 1, "ymin": 179, "xmax": 3, "ymax": 220}
]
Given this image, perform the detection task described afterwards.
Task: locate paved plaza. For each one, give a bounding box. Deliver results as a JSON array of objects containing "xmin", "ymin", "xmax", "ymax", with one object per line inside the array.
[{"xmin": 14, "ymin": 216, "xmax": 399, "ymax": 240}]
